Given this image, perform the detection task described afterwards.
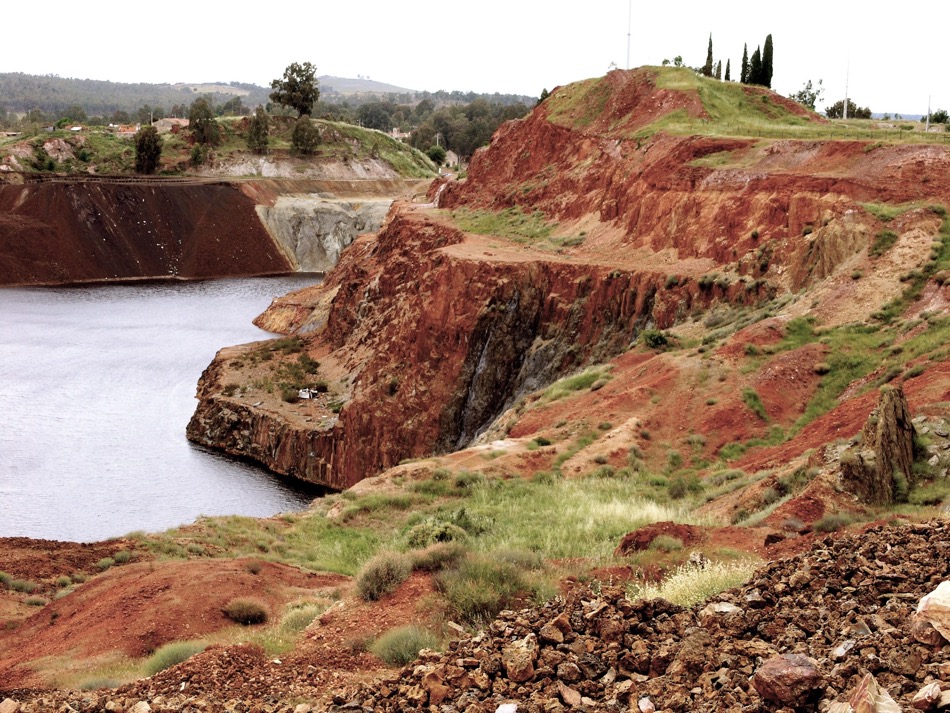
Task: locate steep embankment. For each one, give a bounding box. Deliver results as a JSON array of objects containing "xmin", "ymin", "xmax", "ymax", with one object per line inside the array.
[
  {"xmin": 0, "ymin": 177, "xmax": 428, "ymax": 285},
  {"xmin": 187, "ymin": 69, "xmax": 950, "ymax": 491},
  {"xmin": 0, "ymin": 178, "xmax": 293, "ymax": 285}
]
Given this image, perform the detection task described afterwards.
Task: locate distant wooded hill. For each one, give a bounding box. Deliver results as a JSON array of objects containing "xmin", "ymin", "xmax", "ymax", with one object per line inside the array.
[{"xmin": 0, "ymin": 73, "xmax": 534, "ymax": 118}]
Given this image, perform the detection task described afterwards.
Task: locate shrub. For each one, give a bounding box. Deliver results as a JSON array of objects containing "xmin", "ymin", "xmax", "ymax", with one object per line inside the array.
[
  {"xmin": 24, "ymin": 596, "xmax": 47, "ymax": 606},
  {"xmin": 113, "ymin": 550, "xmax": 132, "ymax": 564},
  {"xmin": 641, "ymin": 329, "xmax": 669, "ymax": 349},
  {"xmin": 761, "ymin": 487, "xmax": 781, "ymax": 506},
  {"xmin": 97, "ymin": 557, "xmax": 115, "ymax": 571},
  {"xmin": 436, "ymin": 555, "xmax": 531, "ymax": 625},
  {"xmin": 410, "ymin": 541, "xmax": 468, "ymax": 572},
  {"xmin": 222, "ymin": 598, "xmax": 269, "ymax": 625},
  {"xmin": 9, "ymin": 578, "xmax": 39, "ymax": 593},
  {"xmin": 144, "ymin": 641, "xmax": 206, "ymax": 675},
  {"xmin": 55, "ymin": 575, "xmax": 72, "ymax": 588},
  {"xmin": 280, "ymin": 602, "xmax": 329, "ymax": 633},
  {"xmin": 532, "ymin": 437, "xmax": 552, "ymax": 447},
  {"xmin": 630, "ymin": 559, "xmax": 758, "ymax": 606},
  {"xmin": 813, "ymin": 513, "xmax": 852, "ymax": 532},
  {"xmin": 648, "ymin": 535, "xmax": 684, "ymax": 552},
  {"xmin": 405, "ymin": 520, "xmax": 468, "ymax": 548},
  {"xmin": 371, "ymin": 625, "xmax": 439, "ymax": 666},
  {"xmin": 492, "ymin": 548, "xmax": 545, "ymax": 570},
  {"xmin": 355, "ymin": 552, "xmax": 411, "ymax": 601}
]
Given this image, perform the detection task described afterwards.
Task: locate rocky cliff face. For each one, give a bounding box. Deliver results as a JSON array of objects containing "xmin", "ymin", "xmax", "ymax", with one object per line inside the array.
[
  {"xmin": 187, "ymin": 68, "xmax": 950, "ymax": 490},
  {"xmin": 257, "ymin": 195, "xmax": 392, "ymax": 272}
]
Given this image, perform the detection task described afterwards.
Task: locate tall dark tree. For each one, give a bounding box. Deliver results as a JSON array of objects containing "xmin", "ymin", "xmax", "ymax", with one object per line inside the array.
[
  {"xmin": 537, "ymin": 88, "xmax": 550, "ymax": 105},
  {"xmin": 714, "ymin": 60, "xmax": 722, "ymax": 80},
  {"xmin": 762, "ymin": 34, "xmax": 774, "ymax": 88},
  {"xmin": 188, "ymin": 97, "xmax": 220, "ymax": 146},
  {"xmin": 724, "ymin": 59, "xmax": 731, "ymax": 82},
  {"xmin": 749, "ymin": 47, "xmax": 762, "ymax": 86},
  {"xmin": 270, "ymin": 62, "xmax": 319, "ymax": 117},
  {"xmin": 246, "ymin": 105, "xmax": 269, "ymax": 154},
  {"xmin": 133, "ymin": 125, "xmax": 162, "ymax": 174},
  {"xmin": 740, "ymin": 44, "xmax": 749, "ymax": 84},
  {"xmin": 702, "ymin": 34, "xmax": 714, "ymax": 77}
]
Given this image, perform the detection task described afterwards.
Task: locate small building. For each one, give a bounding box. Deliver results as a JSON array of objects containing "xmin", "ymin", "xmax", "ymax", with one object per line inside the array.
[
  {"xmin": 390, "ymin": 127, "xmax": 411, "ymax": 142},
  {"xmin": 444, "ymin": 150, "xmax": 460, "ymax": 168},
  {"xmin": 154, "ymin": 118, "xmax": 189, "ymax": 134}
]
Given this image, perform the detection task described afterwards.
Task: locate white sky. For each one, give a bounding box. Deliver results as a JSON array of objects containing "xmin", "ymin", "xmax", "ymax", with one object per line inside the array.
[{"xmin": 2, "ymin": 1, "xmax": 944, "ymax": 116}]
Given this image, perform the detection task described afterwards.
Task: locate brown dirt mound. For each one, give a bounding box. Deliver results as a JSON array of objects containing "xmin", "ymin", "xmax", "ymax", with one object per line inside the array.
[
  {"xmin": 615, "ymin": 522, "xmax": 705, "ymax": 555},
  {"xmin": 0, "ymin": 558, "xmax": 344, "ymax": 689}
]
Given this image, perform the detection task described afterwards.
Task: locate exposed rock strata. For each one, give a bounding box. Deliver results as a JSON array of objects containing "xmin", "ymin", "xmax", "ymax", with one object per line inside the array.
[{"xmin": 188, "ymin": 208, "xmax": 770, "ymax": 488}]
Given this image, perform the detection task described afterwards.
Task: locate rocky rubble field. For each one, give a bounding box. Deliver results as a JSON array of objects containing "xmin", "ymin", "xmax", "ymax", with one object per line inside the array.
[
  {"xmin": 334, "ymin": 519, "xmax": 950, "ymax": 713},
  {"xmin": 1, "ymin": 515, "xmax": 948, "ymax": 713}
]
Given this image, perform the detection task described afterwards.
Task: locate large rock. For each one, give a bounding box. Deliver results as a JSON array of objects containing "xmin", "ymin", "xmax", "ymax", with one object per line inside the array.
[
  {"xmin": 752, "ymin": 653, "xmax": 824, "ymax": 705},
  {"xmin": 840, "ymin": 384, "xmax": 915, "ymax": 504},
  {"xmin": 502, "ymin": 634, "xmax": 538, "ymax": 683},
  {"xmin": 915, "ymin": 580, "xmax": 950, "ymax": 643}
]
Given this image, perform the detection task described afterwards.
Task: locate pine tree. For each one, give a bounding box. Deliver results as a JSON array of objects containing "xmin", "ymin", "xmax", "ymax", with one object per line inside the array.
[
  {"xmin": 740, "ymin": 44, "xmax": 749, "ymax": 84},
  {"xmin": 246, "ymin": 105, "xmax": 269, "ymax": 155},
  {"xmin": 762, "ymin": 34, "xmax": 774, "ymax": 88},
  {"xmin": 725, "ymin": 59, "xmax": 731, "ymax": 82},
  {"xmin": 749, "ymin": 47, "xmax": 762, "ymax": 86},
  {"xmin": 702, "ymin": 34, "xmax": 714, "ymax": 77}
]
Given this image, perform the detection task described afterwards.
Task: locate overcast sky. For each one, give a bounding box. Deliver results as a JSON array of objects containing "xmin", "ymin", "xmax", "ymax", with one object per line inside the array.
[{"xmin": 2, "ymin": 1, "xmax": 944, "ymax": 116}]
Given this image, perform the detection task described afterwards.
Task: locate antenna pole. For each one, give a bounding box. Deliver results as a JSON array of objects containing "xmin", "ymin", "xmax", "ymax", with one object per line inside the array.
[
  {"xmin": 843, "ymin": 59, "xmax": 849, "ymax": 119},
  {"xmin": 626, "ymin": 0, "xmax": 632, "ymax": 70}
]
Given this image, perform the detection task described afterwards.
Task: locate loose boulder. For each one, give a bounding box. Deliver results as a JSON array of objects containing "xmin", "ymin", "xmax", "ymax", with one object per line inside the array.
[{"xmin": 752, "ymin": 654, "xmax": 824, "ymax": 706}]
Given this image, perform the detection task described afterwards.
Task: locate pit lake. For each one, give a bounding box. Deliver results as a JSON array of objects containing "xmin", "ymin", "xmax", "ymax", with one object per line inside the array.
[{"xmin": 0, "ymin": 276, "xmax": 324, "ymax": 542}]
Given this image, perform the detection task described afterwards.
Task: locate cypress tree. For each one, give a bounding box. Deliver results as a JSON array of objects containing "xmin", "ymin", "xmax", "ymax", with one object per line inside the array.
[
  {"xmin": 725, "ymin": 59, "xmax": 731, "ymax": 82},
  {"xmin": 702, "ymin": 34, "xmax": 714, "ymax": 77},
  {"xmin": 715, "ymin": 60, "xmax": 722, "ymax": 80},
  {"xmin": 740, "ymin": 44, "xmax": 749, "ymax": 84},
  {"xmin": 749, "ymin": 47, "xmax": 762, "ymax": 86},
  {"xmin": 762, "ymin": 34, "xmax": 774, "ymax": 88}
]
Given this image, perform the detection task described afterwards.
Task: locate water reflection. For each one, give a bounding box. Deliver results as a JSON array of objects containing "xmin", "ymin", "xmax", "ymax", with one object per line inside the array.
[{"xmin": 0, "ymin": 276, "xmax": 324, "ymax": 542}]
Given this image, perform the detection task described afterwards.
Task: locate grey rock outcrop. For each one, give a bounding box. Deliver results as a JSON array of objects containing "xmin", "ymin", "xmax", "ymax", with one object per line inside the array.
[{"xmin": 259, "ymin": 196, "xmax": 392, "ymax": 272}]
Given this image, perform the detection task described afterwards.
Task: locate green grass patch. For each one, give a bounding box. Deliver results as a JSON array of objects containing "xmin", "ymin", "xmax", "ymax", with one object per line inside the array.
[
  {"xmin": 870, "ymin": 230, "xmax": 899, "ymax": 257},
  {"xmin": 450, "ymin": 207, "xmax": 554, "ymax": 242},
  {"xmin": 144, "ymin": 641, "xmax": 206, "ymax": 676},
  {"xmin": 741, "ymin": 388, "xmax": 768, "ymax": 421},
  {"xmin": 541, "ymin": 365, "xmax": 612, "ymax": 403}
]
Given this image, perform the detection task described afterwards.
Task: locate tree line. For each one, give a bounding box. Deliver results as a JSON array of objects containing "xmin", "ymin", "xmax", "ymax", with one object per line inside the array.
[{"xmin": 130, "ymin": 63, "xmax": 530, "ymax": 175}]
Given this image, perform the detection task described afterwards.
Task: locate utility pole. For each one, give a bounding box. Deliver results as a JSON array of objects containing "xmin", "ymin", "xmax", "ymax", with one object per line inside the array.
[
  {"xmin": 626, "ymin": 0, "xmax": 632, "ymax": 70},
  {"xmin": 843, "ymin": 59, "xmax": 849, "ymax": 120}
]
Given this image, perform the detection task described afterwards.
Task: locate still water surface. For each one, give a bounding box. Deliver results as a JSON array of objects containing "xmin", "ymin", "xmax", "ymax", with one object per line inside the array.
[{"xmin": 0, "ymin": 276, "xmax": 323, "ymax": 542}]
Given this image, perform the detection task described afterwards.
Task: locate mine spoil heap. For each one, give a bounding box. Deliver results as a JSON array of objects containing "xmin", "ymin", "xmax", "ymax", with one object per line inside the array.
[{"xmin": 333, "ymin": 520, "xmax": 950, "ymax": 713}]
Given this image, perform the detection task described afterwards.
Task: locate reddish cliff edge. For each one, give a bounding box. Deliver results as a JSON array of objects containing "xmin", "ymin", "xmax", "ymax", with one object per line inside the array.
[{"xmin": 187, "ymin": 69, "xmax": 950, "ymax": 490}]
